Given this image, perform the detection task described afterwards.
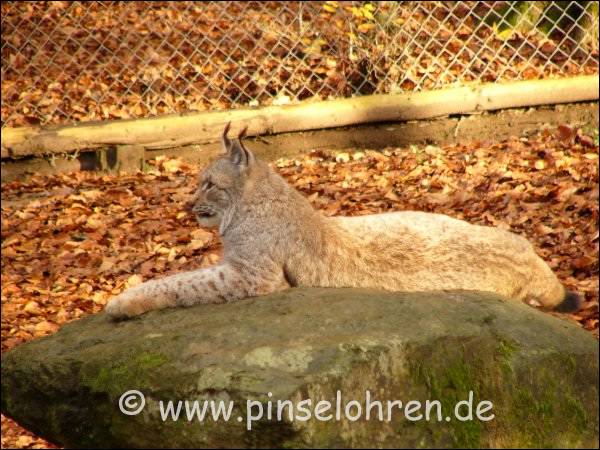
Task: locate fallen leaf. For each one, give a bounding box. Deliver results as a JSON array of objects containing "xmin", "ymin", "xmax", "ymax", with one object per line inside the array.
[
  {"xmin": 125, "ymin": 274, "xmax": 144, "ymax": 288},
  {"xmin": 24, "ymin": 301, "xmax": 42, "ymax": 316}
]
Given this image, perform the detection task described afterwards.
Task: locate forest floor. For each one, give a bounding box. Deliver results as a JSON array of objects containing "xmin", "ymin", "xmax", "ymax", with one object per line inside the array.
[{"xmin": 1, "ymin": 123, "xmax": 598, "ymax": 449}]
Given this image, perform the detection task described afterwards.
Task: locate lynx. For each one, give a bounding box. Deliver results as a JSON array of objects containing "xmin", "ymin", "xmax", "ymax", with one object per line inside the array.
[{"xmin": 105, "ymin": 124, "xmax": 581, "ymax": 319}]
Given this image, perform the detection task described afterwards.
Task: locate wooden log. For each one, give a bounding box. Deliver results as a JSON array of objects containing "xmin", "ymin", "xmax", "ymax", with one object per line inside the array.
[
  {"xmin": 2, "ymin": 102, "xmax": 597, "ymax": 182},
  {"xmin": 2, "ymin": 75, "xmax": 598, "ymax": 159}
]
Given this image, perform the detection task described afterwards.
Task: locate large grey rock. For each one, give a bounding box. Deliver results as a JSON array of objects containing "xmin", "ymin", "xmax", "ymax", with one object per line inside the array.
[{"xmin": 1, "ymin": 288, "xmax": 598, "ymax": 448}]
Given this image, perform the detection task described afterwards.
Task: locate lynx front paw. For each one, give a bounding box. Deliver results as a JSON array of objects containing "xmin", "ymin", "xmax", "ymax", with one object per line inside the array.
[{"xmin": 105, "ymin": 291, "xmax": 150, "ymax": 319}]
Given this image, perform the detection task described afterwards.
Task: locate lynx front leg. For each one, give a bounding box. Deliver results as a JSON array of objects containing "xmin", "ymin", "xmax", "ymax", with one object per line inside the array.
[{"xmin": 105, "ymin": 262, "xmax": 285, "ymax": 319}]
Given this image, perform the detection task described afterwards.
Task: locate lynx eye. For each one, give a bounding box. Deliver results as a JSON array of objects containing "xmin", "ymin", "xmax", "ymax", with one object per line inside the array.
[{"xmin": 202, "ymin": 180, "xmax": 215, "ymax": 191}]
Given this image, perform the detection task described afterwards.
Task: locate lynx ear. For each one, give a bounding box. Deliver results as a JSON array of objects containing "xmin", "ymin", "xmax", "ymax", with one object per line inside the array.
[{"xmin": 228, "ymin": 125, "xmax": 254, "ymax": 168}]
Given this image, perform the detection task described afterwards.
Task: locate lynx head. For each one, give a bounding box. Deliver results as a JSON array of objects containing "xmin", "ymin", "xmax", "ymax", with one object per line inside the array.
[{"xmin": 189, "ymin": 122, "xmax": 256, "ymax": 228}]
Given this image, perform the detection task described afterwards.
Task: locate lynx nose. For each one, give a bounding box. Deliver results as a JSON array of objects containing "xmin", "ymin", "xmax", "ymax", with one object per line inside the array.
[{"xmin": 184, "ymin": 197, "xmax": 196, "ymax": 214}]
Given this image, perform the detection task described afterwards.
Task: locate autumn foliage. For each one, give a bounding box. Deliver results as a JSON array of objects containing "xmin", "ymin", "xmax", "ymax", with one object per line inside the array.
[{"xmin": 2, "ymin": 1, "xmax": 598, "ymax": 127}]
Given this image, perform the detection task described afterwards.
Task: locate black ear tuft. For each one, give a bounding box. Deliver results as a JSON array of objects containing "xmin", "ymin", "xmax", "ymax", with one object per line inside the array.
[
  {"xmin": 228, "ymin": 125, "xmax": 254, "ymax": 168},
  {"xmin": 238, "ymin": 125, "xmax": 248, "ymax": 141},
  {"xmin": 221, "ymin": 122, "xmax": 232, "ymax": 154}
]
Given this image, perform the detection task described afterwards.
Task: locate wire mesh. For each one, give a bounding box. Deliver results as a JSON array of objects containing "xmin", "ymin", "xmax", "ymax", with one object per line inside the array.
[{"xmin": 1, "ymin": 1, "xmax": 598, "ymax": 128}]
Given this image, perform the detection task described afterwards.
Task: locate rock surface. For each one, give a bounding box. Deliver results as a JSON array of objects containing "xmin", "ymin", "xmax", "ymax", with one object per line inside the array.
[{"xmin": 1, "ymin": 288, "xmax": 598, "ymax": 448}]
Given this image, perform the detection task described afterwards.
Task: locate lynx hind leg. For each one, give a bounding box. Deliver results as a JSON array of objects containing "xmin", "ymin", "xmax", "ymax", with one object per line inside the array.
[{"xmin": 525, "ymin": 285, "xmax": 583, "ymax": 313}]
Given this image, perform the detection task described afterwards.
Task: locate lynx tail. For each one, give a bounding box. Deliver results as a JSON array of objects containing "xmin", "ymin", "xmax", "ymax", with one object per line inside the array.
[{"xmin": 553, "ymin": 290, "xmax": 582, "ymax": 313}]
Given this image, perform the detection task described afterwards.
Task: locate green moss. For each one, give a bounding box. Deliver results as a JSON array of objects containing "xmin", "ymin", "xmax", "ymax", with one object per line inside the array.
[
  {"xmin": 498, "ymin": 354, "xmax": 596, "ymax": 448},
  {"xmin": 411, "ymin": 354, "xmax": 484, "ymax": 448},
  {"xmin": 496, "ymin": 338, "xmax": 520, "ymax": 376},
  {"xmin": 83, "ymin": 352, "xmax": 168, "ymax": 394},
  {"xmin": 564, "ymin": 396, "xmax": 587, "ymax": 430},
  {"xmin": 404, "ymin": 336, "xmax": 598, "ymax": 449}
]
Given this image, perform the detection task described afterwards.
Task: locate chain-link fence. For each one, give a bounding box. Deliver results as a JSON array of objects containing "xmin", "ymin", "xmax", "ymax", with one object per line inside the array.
[{"xmin": 1, "ymin": 1, "xmax": 598, "ymax": 129}]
